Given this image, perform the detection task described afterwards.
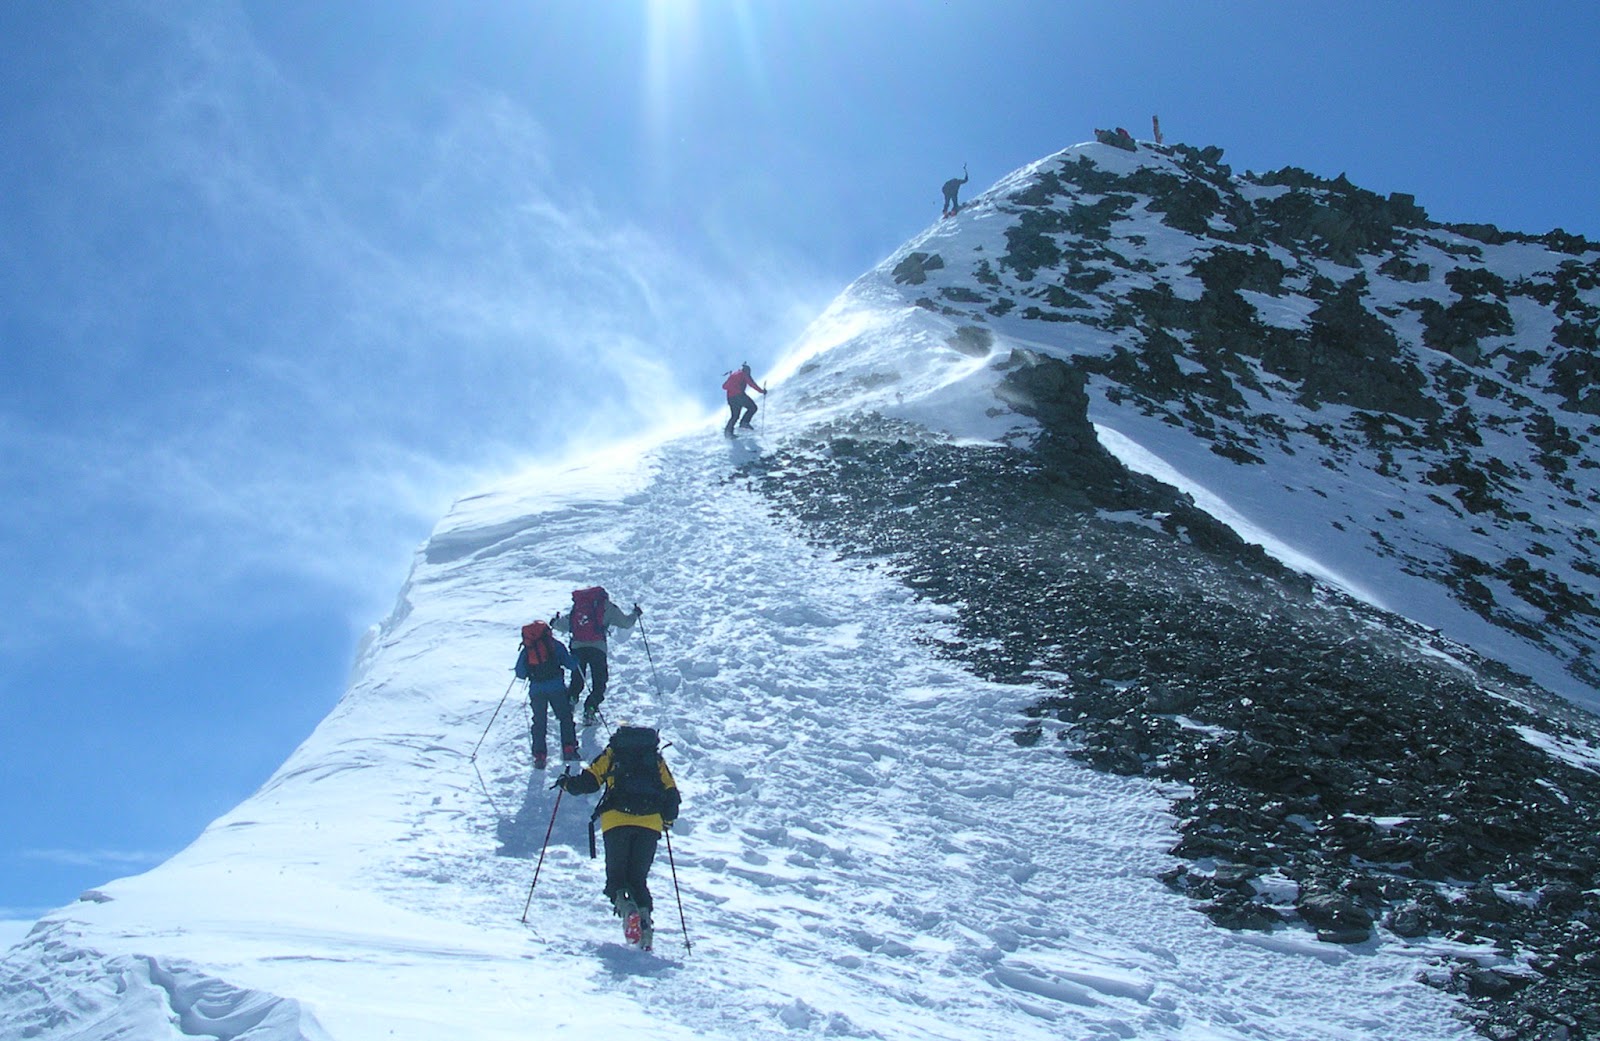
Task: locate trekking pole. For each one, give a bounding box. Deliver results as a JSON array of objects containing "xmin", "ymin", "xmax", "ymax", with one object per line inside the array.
[
  {"xmin": 663, "ymin": 824, "xmax": 692, "ymax": 953},
  {"xmin": 637, "ymin": 617, "xmax": 667, "ymax": 702},
  {"xmin": 521, "ymin": 782, "xmax": 565, "ymax": 923},
  {"xmin": 471, "ymin": 676, "xmax": 519, "ymax": 761},
  {"xmin": 469, "ymin": 677, "xmax": 519, "ymax": 820}
]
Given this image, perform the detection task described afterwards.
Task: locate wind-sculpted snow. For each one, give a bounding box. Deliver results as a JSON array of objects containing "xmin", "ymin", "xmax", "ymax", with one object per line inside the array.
[
  {"xmin": 2, "ymin": 437, "xmax": 1472, "ymax": 1040},
  {"xmin": 0, "ymin": 928, "xmax": 331, "ymax": 1040}
]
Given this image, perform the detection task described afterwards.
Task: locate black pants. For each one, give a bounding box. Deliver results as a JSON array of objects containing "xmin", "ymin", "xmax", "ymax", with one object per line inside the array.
[
  {"xmin": 602, "ymin": 825, "xmax": 659, "ymax": 912},
  {"xmin": 566, "ymin": 646, "xmax": 609, "ymax": 710},
  {"xmin": 528, "ymin": 684, "xmax": 576, "ymax": 753},
  {"xmin": 725, "ymin": 393, "xmax": 757, "ymax": 431}
]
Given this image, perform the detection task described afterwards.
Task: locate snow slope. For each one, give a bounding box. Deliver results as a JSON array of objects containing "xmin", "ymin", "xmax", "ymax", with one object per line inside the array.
[{"xmin": 2, "ymin": 432, "xmax": 1476, "ymax": 1039}]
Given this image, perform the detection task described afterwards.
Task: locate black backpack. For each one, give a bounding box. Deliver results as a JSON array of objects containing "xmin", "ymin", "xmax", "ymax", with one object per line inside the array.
[{"xmin": 599, "ymin": 726, "xmax": 668, "ymax": 816}]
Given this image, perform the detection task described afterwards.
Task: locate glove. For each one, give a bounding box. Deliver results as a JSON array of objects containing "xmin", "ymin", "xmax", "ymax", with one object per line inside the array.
[
  {"xmin": 553, "ymin": 775, "xmax": 571, "ymax": 792},
  {"xmin": 662, "ymin": 818, "xmax": 675, "ymax": 830},
  {"xmin": 633, "ymin": 603, "xmax": 644, "ymax": 618}
]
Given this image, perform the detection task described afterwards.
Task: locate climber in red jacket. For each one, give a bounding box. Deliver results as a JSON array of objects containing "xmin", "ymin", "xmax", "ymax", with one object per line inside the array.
[{"xmin": 722, "ymin": 362, "xmax": 767, "ymax": 435}]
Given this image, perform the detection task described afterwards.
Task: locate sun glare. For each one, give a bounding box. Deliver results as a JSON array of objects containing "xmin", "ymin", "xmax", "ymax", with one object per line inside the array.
[
  {"xmin": 641, "ymin": 0, "xmax": 764, "ymax": 152},
  {"xmin": 643, "ymin": 0, "xmax": 701, "ymax": 139}
]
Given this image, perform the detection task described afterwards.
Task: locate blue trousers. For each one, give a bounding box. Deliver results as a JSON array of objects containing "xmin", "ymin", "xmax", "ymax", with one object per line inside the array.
[{"xmin": 529, "ymin": 682, "xmax": 576, "ymax": 753}]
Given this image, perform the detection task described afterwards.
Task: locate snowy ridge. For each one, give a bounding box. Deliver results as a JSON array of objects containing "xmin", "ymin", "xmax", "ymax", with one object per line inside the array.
[{"xmin": 2, "ymin": 436, "xmax": 1473, "ymax": 1039}]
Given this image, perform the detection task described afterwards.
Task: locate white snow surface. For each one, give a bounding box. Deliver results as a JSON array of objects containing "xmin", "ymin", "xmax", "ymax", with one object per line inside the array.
[{"xmin": 2, "ymin": 432, "xmax": 1476, "ymax": 1039}]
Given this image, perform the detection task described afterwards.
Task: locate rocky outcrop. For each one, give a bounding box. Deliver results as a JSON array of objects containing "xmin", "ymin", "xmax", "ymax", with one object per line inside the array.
[{"xmin": 876, "ymin": 140, "xmax": 1600, "ymax": 704}]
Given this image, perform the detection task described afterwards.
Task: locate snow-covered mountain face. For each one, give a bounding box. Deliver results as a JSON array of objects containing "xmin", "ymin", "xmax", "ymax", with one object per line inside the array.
[
  {"xmin": 5, "ymin": 141, "xmax": 1599, "ymax": 1041},
  {"xmin": 737, "ymin": 141, "xmax": 1600, "ymax": 1036},
  {"xmin": 772, "ymin": 141, "xmax": 1600, "ymax": 714}
]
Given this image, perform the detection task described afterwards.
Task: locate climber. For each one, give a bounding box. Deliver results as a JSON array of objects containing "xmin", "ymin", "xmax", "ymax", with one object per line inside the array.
[
  {"xmin": 942, "ymin": 164, "xmax": 969, "ymax": 216},
  {"xmin": 513, "ymin": 619, "xmax": 581, "ymax": 769},
  {"xmin": 722, "ymin": 362, "xmax": 767, "ymax": 435},
  {"xmin": 556, "ymin": 724, "xmax": 680, "ymax": 950},
  {"xmin": 551, "ymin": 586, "xmax": 642, "ymax": 727}
]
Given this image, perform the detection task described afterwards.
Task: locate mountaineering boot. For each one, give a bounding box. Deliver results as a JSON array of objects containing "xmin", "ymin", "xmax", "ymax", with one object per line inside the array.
[
  {"xmin": 561, "ymin": 742, "xmax": 580, "ymax": 762},
  {"xmin": 638, "ymin": 909, "xmax": 654, "ymax": 951},
  {"xmin": 582, "ymin": 701, "xmax": 600, "ymax": 727},
  {"xmin": 533, "ymin": 751, "xmax": 547, "ymax": 770},
  {"xmin": 612, "ymin": 894, "xmax": 641, "ymax": 944}
]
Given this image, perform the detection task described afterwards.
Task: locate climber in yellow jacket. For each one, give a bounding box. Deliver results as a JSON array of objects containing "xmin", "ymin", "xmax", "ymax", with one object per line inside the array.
[{"xmin": 556, "ymin": 725, "xmax": 680, "ymax": 949}]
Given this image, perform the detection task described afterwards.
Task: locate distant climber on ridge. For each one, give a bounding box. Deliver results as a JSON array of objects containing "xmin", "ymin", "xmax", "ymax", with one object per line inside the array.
[
  {"xmin": 556, "ymin": 724, "xmax": 680, "ymax": 950},
  {"xmin": 941, "ymin": 164, "xmax": 969, "ymax": 216},
  {"xmin": 551, "ymin": 585, "xmax": 642, "ymax": 727},
  {"xmin": 513, "ymin": 619, "xmax": 581, "ymax": 769},
  {"xmin": 722, "ymin": 362, "xmax": 767, "ymax": 435}
]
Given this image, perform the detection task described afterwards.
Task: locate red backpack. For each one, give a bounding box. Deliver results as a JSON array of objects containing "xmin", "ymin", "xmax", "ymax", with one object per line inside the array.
[
  {"xmin": 520, "ymin": 621, "xmax": 561, "ymax": 682},
  {"xmin": 570, "ymin": 586, "xmax": 609, "ymax": 642}
]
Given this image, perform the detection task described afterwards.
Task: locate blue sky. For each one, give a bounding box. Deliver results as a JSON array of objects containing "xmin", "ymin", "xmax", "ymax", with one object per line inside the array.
[{"xmin": 3, "ymin": 0, "xmax": 1597, "ymax": 921}]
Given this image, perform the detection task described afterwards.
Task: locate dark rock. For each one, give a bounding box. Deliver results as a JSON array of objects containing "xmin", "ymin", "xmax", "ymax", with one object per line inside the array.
[
  {"xmin": 1297, "ymin": 892, "xmax": 1374, "ymax": 944},
  {"xmin": 1379, "ymin": 255, "xmax": 1432, "ymax": 283},
  {"xmin": 1449, "ymin": 222, "xmax": 1511, "ymax": 245},
  {"xmin": 946, "ymin": 326, "xmax": 994, "ymax": 357},
  {"xmin": 1538, "ymin": 881, "xmax": 1583, "ymax": 914},
  {"xmin": 892, "ymin": 251, "xmax": 945, "ymax": 285},
  {"xmin": 1460, "ymin": 967, "xmax": 1522, "ymax": 1000},
  {"xmin": 1386, "ymin": 901, "xmax": 1430, "ymax": 938},
  {"xmin": 1201, "ymin": 896, "xmax": 1278, "ymax": 931}
]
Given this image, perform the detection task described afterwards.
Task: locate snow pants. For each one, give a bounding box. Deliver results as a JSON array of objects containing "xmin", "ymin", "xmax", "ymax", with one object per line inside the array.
[
  {"xmin": 725, "ymin": 393, "xmax": 757, "ymax": 431},
  {"xmin": 602, "ymin": 825, "xmax": 659, "ymax": 913},
  {"xmin": 529, "ymin": 682, "xmax": 576, "ymax": 754},
  {"xmin": 565, "ymin": 646, "xmax": 610, "ymax": 713}
]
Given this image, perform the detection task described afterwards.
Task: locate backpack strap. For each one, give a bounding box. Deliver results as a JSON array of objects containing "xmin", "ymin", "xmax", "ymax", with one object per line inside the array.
[{"xmin": 587, "ymin": 749, "xmax": 615, "ymax": 858}]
